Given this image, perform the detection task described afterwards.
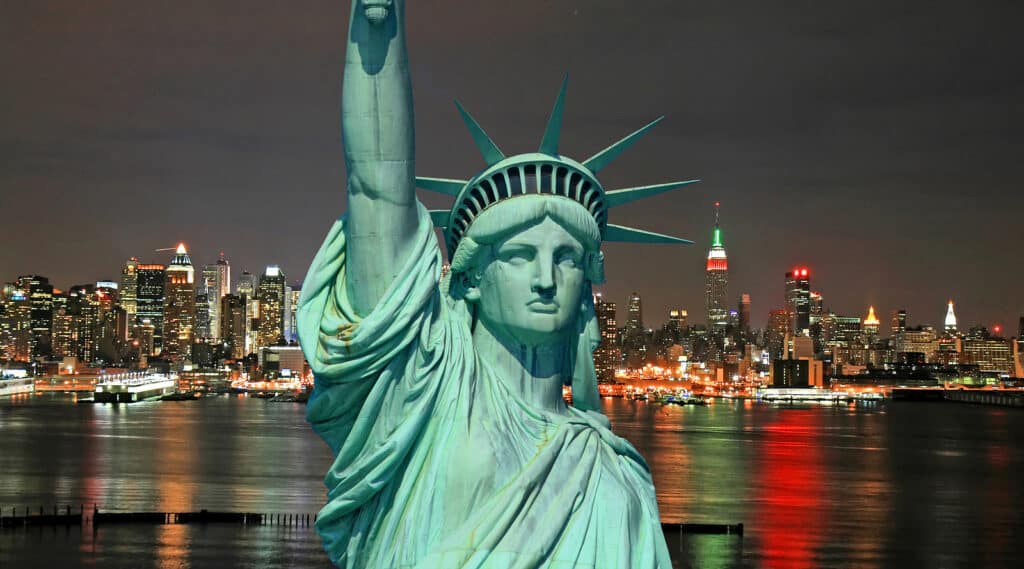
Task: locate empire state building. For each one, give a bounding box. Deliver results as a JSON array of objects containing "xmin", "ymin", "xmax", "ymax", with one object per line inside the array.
[{"xmin": 705, "ymin": 202, "xmax": 729, "ymax": 335}]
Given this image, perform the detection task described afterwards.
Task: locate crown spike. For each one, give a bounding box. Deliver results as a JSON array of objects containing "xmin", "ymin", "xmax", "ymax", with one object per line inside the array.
[
  {"xmin": 606, "ymin": 179, "xmax": 700, "ymax": 208},
  {"xmin": 539, "ymin": 75, "xmax": 569, "ymax": 155},
  {"xmin": 604, "ymin": 224, "xmax": 693, "ymax": 245},
  {"xmin": 454, "ymin": 100, "xmax": 505, "ymax": 166},
  {"xmin": 428, "ymin": 210, "xmax": 450, "ymax": 228},
  {"xmin": 416, "ymin": 177, "xmax": 467, "ymax": 196},
  {"xmin": 583, "ymin": 117, "xmax": 664, "ymax": 173}
]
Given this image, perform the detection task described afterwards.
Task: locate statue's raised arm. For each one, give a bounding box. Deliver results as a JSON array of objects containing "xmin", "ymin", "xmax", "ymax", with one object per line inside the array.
[{"xmin": 341, "ymin": 0, "xmax": 417, "ymax": 316}]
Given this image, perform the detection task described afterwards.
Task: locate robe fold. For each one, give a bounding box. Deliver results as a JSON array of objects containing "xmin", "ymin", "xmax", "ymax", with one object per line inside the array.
[{"xmin": 298, "ymin": 204, "xmax": 672, "ymax": 568}]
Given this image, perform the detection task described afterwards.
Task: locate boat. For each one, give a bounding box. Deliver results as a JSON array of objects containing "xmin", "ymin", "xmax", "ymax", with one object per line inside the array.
[{"xmin": 0, "ymin": 377, "xmax": 35, "ymax": 397}]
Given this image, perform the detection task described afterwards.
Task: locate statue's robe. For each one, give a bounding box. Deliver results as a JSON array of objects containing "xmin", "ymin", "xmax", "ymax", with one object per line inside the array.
[{"xmin": 298, "ymin": 205, "xmax": 672, "ymax": 568}]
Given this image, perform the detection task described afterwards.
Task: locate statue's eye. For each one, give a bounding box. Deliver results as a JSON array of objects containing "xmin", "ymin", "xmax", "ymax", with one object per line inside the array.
[
  {"xmin": 499, "ymin": 247, "xmax": 533, "ymax": 265},
  {"xmin": 555, "ymin": 248, "xmax": 582, "ymax": 268}
]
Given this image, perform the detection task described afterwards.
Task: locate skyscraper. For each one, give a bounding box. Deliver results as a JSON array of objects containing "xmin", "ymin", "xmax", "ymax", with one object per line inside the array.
[
  {"xmin": 199, "ymin": 253, "xmax": 230, "ymax": 340},
  {"xmin": 119, "ymin": 258, "xmax": 139, "ymax": 324},
  {"xmin": 220, "ymin": 294, "xmax": 246, "ymax": 359},
  {"xmin": 765, "ymin": 309, "xmax": 789, "ymax": 361},
  {"xmin": 891, "ymin": 309, "xmax": 907, "ymax": 337},
  {"xmin": 944, "ymin": 300, "xmax": 958, "ymax": 335},
  {"xmin": 15, "ymin": 275, "xmax": 53, "ymax": 359},
  {"xmin": 705, "ymin": 202, "xmax": 728, "ymax": 335},
  {"xmin": 162, "ymin": 243, "xmax": 195, "ymax": 361},
  {"xmin": 863, "ymin": 306, "xmax": 880, "ymax": 340},
  {"xmin": 136, "ymin": 264, "xmax": 166, "ymax": 353},
  {"xmin": 237, "ymin": 271, "xmax": 257, "ymax": 355},
  {"xmin": 593, "ymin": 293, "xmax": 619, "ymax": 382},
  {"xmin": 256, "ymin": 266, "xmax": 286, "ymax": 349},
  {"xmin": 284, "ymin": 283, "xmax": 302, "ymax": 344},
  {"xmin": 784, "ymin": 267, "xmax": 811, "ymax": 335},
  {"xmin": 738, "ymin": 294, "xmax": 751, "ymax": 334}
]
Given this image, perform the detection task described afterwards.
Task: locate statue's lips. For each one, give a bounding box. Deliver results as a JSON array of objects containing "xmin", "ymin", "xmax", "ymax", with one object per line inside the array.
[{"xmin": 527, "ymin": 300, "xmax": 559, "ymax": 314}]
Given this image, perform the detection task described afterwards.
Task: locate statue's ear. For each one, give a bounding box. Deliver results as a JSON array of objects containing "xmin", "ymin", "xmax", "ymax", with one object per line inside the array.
[
  {"xmin": 463, "ymin": 272, "xmax": 482, "ymax": 303},
  {"xmin": 449, "ymin": 271, "xmax": 481, "ymax": 303}
]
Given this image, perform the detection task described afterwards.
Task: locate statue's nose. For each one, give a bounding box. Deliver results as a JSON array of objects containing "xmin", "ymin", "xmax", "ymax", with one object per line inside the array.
[{"xmin": 531, "ymin": 260, "xmax": 556, "ymax": 294}]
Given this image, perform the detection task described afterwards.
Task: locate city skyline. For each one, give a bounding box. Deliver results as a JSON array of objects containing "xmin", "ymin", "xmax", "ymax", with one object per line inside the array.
[{"xmin": 2, "ymin": 1, "xmax": 1022, "ymax": 329}]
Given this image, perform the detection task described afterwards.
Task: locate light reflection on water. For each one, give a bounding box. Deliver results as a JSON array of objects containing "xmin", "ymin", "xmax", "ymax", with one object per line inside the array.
[{"xmin": 1, "ymin": 394, "xmax": 1022, "ymax": 568}]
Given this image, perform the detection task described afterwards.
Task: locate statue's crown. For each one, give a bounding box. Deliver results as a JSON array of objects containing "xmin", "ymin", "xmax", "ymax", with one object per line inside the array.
[{"xmin": 418, "ymin": 77, "xmax": 698, "ymax": 257}]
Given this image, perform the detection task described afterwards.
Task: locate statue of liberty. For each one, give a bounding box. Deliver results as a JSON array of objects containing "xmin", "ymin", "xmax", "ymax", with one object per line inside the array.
[{"xmin": 297, "ymin": 1, "xmax": 697, "ymax": 566}]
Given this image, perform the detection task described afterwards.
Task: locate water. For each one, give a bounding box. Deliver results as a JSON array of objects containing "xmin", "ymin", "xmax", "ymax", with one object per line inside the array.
[{"xmin": 1, "ymin": 394, "xmax": 1021, "ymax": 568}]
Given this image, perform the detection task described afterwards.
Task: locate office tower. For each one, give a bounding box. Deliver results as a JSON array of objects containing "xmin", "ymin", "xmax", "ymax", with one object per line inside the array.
[
  {"xmin": 194, "ymin": 287, "xmax": 211, "ymax": 340},
  {"xmin": 593, "ymin": 293, "xmax": 619, "ymax": 382},
  {"xmin": 136, "ymin": 264, "xmax": 166, "ymax": 353},
  {"xmin": 863, "ymin": 306, "xmax": 880, "ymax": 340},
  {"xmin": 284, "ymin": 284, "xmax": 302, "ymax": 344},
  {"xmin": 256, "ymin": 266, "xmax": 286, "ymax": 349},
  {"xmin": 738, "ymin": 294, "xmax": 751, "ymax": 334},
  {"xmin": 668, "ymin": 309, "xmax": 687, "ymax": 332},
  {"xmin": 119, "ymin": 257, "xmax": 139, "ymax": 323},
  {"xmin": 765, "ymin": 309, "xmax": 789, "ymax": 361},
  {"xmin": 220, "ymin": 294, "xmax": 246, "ymax": 359},
  {"xmin": 236, "ymin": 271, "xmax": 257, "ymax": 355},
  {"xmin": 15, "ymin": 275, "xmax": 53, "ymax": 359},
  {"xmin": 944, "ymin": 300, "xmax": 958, "ymax": 335},
  {"xmin": 50, "ymin": 292, "xmax": 73, "ymax": 358},
  {"xmin": 961, "ymin": 337, "xmax": 1014, "ymax": 375},
  {"xmin": 200, "ymin": 253, "xmax": 230, "ymax": 340},
  {"xmin": 94, "ymin": 282, "xmax": 125, "ymax": 363},
  {"xmin": 784, "ymin": 267, "xmax": 810, "ymax": 335},
  {"xmin": 1, "ymin": 286, "xmax": 33, "ymax": 362},
  {"xmin": 891, "ymin": 309, "xmax": 907, "ymax": 337},
  {"xmin": 705, "ymin": 203, "xmax": 728, "ymax": 335},
  {"xmin": 626, "ymin": 292, "xmax": 643, "ymax": 332},
  {"xmin": 162, "ymin": 244, "xmax": 195, "ymax": 361},
  {"xmin": 67, "ymin": 284, "xmax": 98, "ymax": 363}
]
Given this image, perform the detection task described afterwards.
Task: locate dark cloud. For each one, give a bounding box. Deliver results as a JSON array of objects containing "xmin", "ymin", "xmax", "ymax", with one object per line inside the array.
[{"xmin": 2, "ymin": 0, "xmax": 1022, "ymax": 330}]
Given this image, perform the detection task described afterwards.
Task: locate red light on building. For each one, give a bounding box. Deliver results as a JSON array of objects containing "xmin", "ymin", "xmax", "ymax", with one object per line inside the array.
[
  {"xmin": 994, "ymin": 325, "xmax": 1002, "ymax": 334},
  {"xmin": 801, "ymin": 269, "xmax": 808, "ymax": 277}
]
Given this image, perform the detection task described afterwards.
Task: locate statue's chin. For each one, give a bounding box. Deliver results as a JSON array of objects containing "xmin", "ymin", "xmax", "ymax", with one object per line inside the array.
[{"xmin": 364, "ymin": 6, "xmax": 388, "ymax": 25}]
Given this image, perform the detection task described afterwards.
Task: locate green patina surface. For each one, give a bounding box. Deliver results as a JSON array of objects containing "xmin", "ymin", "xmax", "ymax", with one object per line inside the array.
[{"xmin": 297, "ymin": 2, "xmax": 694, "ymax": 567}]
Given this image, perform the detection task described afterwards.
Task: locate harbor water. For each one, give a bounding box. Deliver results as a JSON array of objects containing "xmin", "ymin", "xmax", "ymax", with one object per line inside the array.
[{"xmin": 1, "ymin": 394, "xmax": 1021, "ymax": 568}]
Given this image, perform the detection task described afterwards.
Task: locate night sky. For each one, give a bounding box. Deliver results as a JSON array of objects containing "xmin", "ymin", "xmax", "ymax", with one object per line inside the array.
[{"xmin": 2, "ymin": 1, "xmax": 1022, "ymax": 330}]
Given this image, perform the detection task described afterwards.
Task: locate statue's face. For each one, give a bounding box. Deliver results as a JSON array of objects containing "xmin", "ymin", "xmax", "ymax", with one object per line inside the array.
[{"xmin": 470, "ymin": 217, "xmax": 587, "ymax": 346}]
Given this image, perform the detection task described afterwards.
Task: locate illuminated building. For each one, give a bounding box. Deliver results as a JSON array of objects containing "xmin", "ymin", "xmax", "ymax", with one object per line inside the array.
[
  {"xmin": 808, "ymin": 291, "xmax": 824, "ymax": 352},
  {"xmin": 284, "ymin": 283, "xmax": 302, "ymax": 344},
  {"xmin": 136, "ymin": 264, "xmax": 166, "ymax": 353},
  {"xmin": 236, "ymin": 271, "xmax": 257, "ymax": 354},
  {"xmin": 50, "ymin": 292, "xmax": 73, "ymax": 358},
  {"xmin": 863, "ymin": 306, "xmax": 880, "ymax": 340},
  {"xmin": 765, "ymin": 309, "xmax": 788, "ymax": 361},
  {"xmin": 258, "ymin": 345, "xmax": 307, "ymax": 379},
  {"xmin": 256, "ymin": 265, "xmax": 286, "ymax": 349},
  {"xmin": 738, "ymin": 294, "xmax": 751, "ymax": 335},
  {"xmin": 962, "ymin": 337, "xmax": 1013, "ymax": 375},
  {"xmin": 162, "ymin": 243, "xmax": 195, "ymax": 362},
  {"xmin": 1, "ymin": 286, "xmax": 32, "ymax": 362},
  {"xmin": 67, "ymin": 284, "xmax": 98, "ymax": 363},
  {"xmin": 834, "ymin": 316, "xmax": 862, "ymax": 344},
  {"xmin": 891, "ymin": 309, "xmax": 907, "ymax": 337},
  {"xmin": 668, "ymin": 308, "xmax": 687, "ymax": 333},
  {"xmin": 131, "ymin": 319, "xmax": 156, "ymax": 363},
  {"xmin": 944, "ymin": 300, "xmax": 958, "ymax": 335},
  {"xmin": 704, "ymin": 202, "xmax": 728, "ymax": 335},
  {"xmin": 199, "ymin": 253, "xmax": 230, "ymax": 340},
  {"xmin": 626, "ymin": 292, "xmax": 643, "ymax": 332},
  {"xmin": 94, "ymin": 283, "xmax": 126, "ymax": 364},
  {"xmin": 898, "ymin": 326, "xmax": 938, "ymax": 363},
  {"xmin": 220, "ymin": 294, "xmax": 246, "ymax": 359},
  {"xmin": 119, "ymin": 257, "xmax": 139, "ymax": 323},
  {"xmin": 593, "ymin": 293, "xmax": 619, "ymax": 382},
  {"xmin": 784, "ymin": 267, "xmax": 810, "ymax": 335},
  {"xmin": 15, "ymin": 275, "xmax": 53, "ymax": 359}
]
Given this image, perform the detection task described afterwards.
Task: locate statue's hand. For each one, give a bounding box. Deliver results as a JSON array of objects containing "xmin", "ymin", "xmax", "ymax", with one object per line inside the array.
[{"xmin": 361, "ymin": 0, "xmax": 394, "ymax": 26}]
